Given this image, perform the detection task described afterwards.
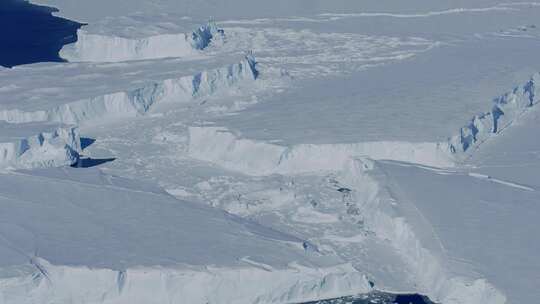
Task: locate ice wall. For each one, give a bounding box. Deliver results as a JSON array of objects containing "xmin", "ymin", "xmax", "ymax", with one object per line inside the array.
[
  {"xmin": 0, "ymin": 55, "xmax": 258, "ymax": 125},
  {"xmin": 188, "ymin": 126, "xmax": 454, "ymax": 176},
  {"xmin": 1, "ymin": 259, "xmax": 370, "ymax": 304},
  {"xmin": 187, "ymin": 127, "xmax": 507, "ymax": 304},
  {"xmin": 447, "ymin": 73, "xmax": 540, "ymax": 159},
  {"xmin": 337, "ymin": 158, "xmax": 506, "ymax": 304},
  {"xmin": 0, "ymin": 167, "xmax": 372, "ymax": 304},
  {"xmin": 0, "ymin": 123, "xmax": 80, "ymax": 170},
  {"xmin": 61, "ymin": 22, "xmax": 224, "ymax": 62}
]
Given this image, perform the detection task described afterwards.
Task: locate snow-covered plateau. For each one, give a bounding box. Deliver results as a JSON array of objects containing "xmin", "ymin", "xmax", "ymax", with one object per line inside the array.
[{"xmin": 1, "ymin": 0, "xmax": 540, "ymax": 303}]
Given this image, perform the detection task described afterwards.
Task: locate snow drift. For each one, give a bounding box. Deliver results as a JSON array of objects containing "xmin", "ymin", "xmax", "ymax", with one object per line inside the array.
[
  {"xmin": 0, "ymin": 55, "xmax": 258, "ymax": 125},
  {"xmin": 0, "ymin": 123, "xmax": 80, "ymax": 169},
  {"xmin": 188, "ymin": 126, "xmax": 454, "ymax": 175},
  {"xmin": 446, "ymin": 72, "xmax": 540, "ymax": 159},
  {"xmin": 61, "ymin": 22, "xmax": 225, "ymax": 62}
]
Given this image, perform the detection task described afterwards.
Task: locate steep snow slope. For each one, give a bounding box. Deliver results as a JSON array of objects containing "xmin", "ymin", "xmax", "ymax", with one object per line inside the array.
[{"xmin": 0, "ymin": 168, "xmax": 370, "ymax": 304}]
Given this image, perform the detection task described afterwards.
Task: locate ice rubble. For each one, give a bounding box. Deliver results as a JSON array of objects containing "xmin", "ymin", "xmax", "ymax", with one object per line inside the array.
[
  {"xmin": 0, "ymin": 122, "xmax": 80, "ymax": 170},
  {"xmin": 0, "ymin": 168, "xmax": 371, "ymax": 304},
  {"xmin": 0, "ymin": 55, "xmax": 258, "ymax": 125},
  {"xmin": 187, "ymin": 131, "xmax": 507, "ymax": 304},
  {"xmin": 447, "ymin": 73, "xmax": 540, "ymax": 159},
  {"xmin": 186, "ymin": 73, "xmax": 540, "ymax": 302},
  {"xmin": 61, "ymin": 22, "xmax": 224, "ymax": 62},
  {"xmin": 188, "ymin": 126, "xmax": 455, "ymax": 175}
]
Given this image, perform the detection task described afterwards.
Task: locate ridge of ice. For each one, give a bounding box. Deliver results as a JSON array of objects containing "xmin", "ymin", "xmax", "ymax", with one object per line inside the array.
[
  {"xmin": 0, "ymin": 168, "xmax": 371, "ymax": 304},
  {"xmin": 188, "ymin": 126, "xmax": 455, "ymax": 176},
  {"xmin": 0, "ymin": 123, "xmax": 80, "ymax": 170},
  {"xmin": 337, "ymin": 158, "xmax": 506, "ymax": 304},
  {"xmin": 187, "ymin": 129, "xmax": 507, "ymax": 303},
  {"xmin": 61, "ymin": 22, "xmax": 225, "ymax": 62},
  {"xmin": 1, "ymin": 258, "xmax": 370, "ymax": 304},
  {"xmin": 0, "ymin": 55, "xmax": 258, "ymax": 126},
  {"xmin": 447, "ymin": 72, "xmax": 540, "ymax": 159}
]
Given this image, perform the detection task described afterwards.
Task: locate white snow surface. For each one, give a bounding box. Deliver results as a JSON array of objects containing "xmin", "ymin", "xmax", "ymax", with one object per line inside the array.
[
  {"xmin": 336, "ymin": 158, "xmax": 507, "ymax": 304},
  {"xmin": 3, "ymin": 0, "xmax": 540, "ymax": 303}
]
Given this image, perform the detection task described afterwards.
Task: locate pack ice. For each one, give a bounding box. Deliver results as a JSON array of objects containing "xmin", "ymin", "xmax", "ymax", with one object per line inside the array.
[{"xmin": 2, "ymin": 0, "xmax": 540, "ymax": 303}]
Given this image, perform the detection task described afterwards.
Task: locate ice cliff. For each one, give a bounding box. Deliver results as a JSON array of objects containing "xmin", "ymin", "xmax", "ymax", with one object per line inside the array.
[
  {"xmin": 447, "ymin": 73, "xmax": 540, "ymax": 159},
  {"xmin": 0, "ymin": 55, "xmax": 258, "ymax": 126},
  {"xmin": 0, "ymin": 122, "xmax": 80, "ymax": 170},
  {"xmin": 61, "ymin": 22, "xmax": 225, "ymax": 62},
  {"xmin": 188, "ymin": 126, "xmax": 454, "ymax": 175},
  {"xmin": 337, "ymin": 158, "xmax": 506, "ymax": 304}
]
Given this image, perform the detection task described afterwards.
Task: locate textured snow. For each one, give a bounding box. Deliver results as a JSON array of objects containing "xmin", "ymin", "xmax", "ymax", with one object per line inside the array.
[
  {"xmin": 448, "ymin": 73, "xmax": 540, "ymax": 159},
  {"xmin": 61, "ymin": 22, "xmax": 224, "ymax": 62},
  {"xmin": 337, "ymin": 159, "xmax": 506, "ymax": 304},
  {"xmin": 188, "ymin": 126, "xmax": 455, "ymax": 174},
  {"xmin": 0, "ymin": 122, "xmax": 80, "ymax": 169},
  {"xmin": 0, "ymin": 168, "xmax": 370, "ymax": 304},
  {"xmin": 0, "ymin": 55, "xmax": 257, "ymax": 125},
  {"xmin": 3, "ymin": 0, "xmax": 540, "ymax": 303}
]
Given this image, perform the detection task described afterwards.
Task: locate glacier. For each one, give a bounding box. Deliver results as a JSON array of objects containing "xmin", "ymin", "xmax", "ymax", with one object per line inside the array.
[{"xmin": 2, "ymin": 0, "xmax": 540, "ymax": 303}]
